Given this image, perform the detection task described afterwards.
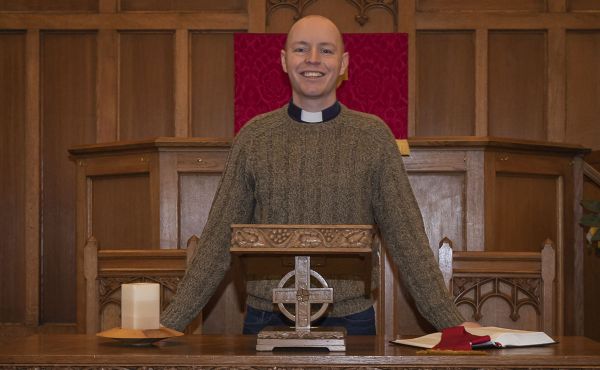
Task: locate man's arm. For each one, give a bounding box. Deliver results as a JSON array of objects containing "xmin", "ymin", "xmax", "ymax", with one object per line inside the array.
[
  {"xmin": 371, "ymin": 132, "xmax": 465, "ymax": 330},
  {"xmin": 160, "ymin": 137, "xmax": 255, "ymax": 332}
]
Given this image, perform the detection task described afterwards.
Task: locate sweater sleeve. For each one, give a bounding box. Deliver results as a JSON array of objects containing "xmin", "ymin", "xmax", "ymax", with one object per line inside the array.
[
  {"xmin": 160, "ymin": 135, "xmax": 255, "ymax": 332},
  {"xmin": 371, "ymin": 133, "xmax": 464, "ymax": 330}
]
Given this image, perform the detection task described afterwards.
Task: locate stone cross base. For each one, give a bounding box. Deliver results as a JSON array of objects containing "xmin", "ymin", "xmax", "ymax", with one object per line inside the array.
[{"xmin": 256, "ymin": 326, "xmax": 346, "ymax": 351}]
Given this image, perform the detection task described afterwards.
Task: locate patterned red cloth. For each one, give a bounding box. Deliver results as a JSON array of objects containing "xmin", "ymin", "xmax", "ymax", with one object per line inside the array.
[
  {"xmin": 234, "ymin": 33, "xmax": 408, "ymax": 139},
  {"xmin": 433, "ymin": 326, "xmax": 491, "ymax": 351}
]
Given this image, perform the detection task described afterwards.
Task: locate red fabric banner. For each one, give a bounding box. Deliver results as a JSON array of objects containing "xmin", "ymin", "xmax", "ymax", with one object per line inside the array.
[{"xmin": 234, "ymin": 33, "xmax": 408, "ymax": 139}]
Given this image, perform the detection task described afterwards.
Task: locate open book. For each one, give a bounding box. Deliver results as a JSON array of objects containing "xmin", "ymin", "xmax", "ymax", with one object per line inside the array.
[{"xmin": 393, "ymin": 326, "xmax": 556, "ymax": 349}]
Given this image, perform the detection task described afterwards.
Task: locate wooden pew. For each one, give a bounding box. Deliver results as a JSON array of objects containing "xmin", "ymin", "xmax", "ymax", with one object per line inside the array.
[
  {"xmin": 83, "ymin": 235, "xmax": 199, "ymax": 334},
  {"xmin": 437, "ymin": 237, "xmax": 558, "ymax": 335}
]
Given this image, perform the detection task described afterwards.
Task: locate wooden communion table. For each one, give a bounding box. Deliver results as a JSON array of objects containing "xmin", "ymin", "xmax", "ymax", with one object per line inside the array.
[{"xmin": 1, "ymin": 334, "xmax": 599, "ymax": 369}]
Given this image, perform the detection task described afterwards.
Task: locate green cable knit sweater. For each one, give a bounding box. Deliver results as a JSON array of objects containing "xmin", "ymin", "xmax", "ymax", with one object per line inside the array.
[{"xmin": 160, "ymin": 105, "xmax": 464, "ymax": 331}]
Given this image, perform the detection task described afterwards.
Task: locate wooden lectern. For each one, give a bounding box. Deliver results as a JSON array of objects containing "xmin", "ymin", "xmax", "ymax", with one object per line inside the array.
[{"xmin": 230, "ymin": 224, "xmax": 378, "ymax": 351}]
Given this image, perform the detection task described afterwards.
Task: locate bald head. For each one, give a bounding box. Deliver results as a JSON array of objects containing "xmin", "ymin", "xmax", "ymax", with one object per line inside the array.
[
  {"xmin": 285, "ymin": 15, "xmax": 345, "ymax": 53},
  {"xmin": 280, "ymin": 15, "xmax": 349, "ymax": 111}
]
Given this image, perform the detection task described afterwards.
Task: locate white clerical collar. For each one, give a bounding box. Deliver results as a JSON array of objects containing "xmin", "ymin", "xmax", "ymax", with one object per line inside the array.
[
  {"xmin": 300, "ymin": 110, "xmax": 323, "ymax": 123},
  {"xmin": 287, "ymin": 101, "xmax": 341, "ymax": 123}
]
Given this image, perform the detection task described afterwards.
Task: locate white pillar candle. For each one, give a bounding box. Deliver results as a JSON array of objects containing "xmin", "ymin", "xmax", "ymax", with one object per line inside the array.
[{"xmin": 121, "ymin": 283, "xmax": 160, "ymax": 330}]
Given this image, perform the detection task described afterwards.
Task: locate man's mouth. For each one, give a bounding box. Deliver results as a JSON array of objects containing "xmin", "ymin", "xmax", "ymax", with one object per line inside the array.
[{"xmin": 301, "ymin": 71, "xmax": 324, "ymax": 77}]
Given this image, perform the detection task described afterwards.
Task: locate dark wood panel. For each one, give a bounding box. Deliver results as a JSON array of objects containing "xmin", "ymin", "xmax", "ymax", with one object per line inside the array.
[
  {"xmin": 119, "ymin": 31, "xmax": 174, "ymax": 140},
  {"xmin": 488, "ymin": 31, "xmax": 546, "ymax": 141},
  {"xmin": 568, "ymin": 0, "xmax": 600, "ymax": 11},
  {"xmin": 0, "ymin": 0, "xmax": 97, "ymax": 12},
  {"xmin": 190, "ymin": 33, "xmax": 234, "ymax": 137},
  {"xmin": 416, "ymin": 31, "xmax": 475, "ymax": 136},
  {"xmin": 586, "ymin": 151, "xmax": 600, "ymax": 172},
  {"xmin": 583, "ymin": 178, "xmax": 600, "ymax": 342},
  {"xmin": 41, "ymin": 32, "xmax": 96, "ymax": 323},
  {"xmin": 491, "ymin": 173, "xmax": 558, "ymax": 252},
  {"xmin": 120, "ymin": 0, "xmax": 246, "ymax": 11},
  {"xmin": 0, "ymin": 32, "xmax": 26, "ymax": 323},
  {"xmin": 416, "ymin": 0, "xmax": 547, "ymax": 12},
  {"xmin": 91, "ymin": 174, "xmax": 153, "ymax": 249},
  {"xmin": 266, "ymin": 0, "xmax": 395, "ymax": 33},
  {"xmin": 566, "ymin": 31, "xmax": 600, "ymax": 151}
]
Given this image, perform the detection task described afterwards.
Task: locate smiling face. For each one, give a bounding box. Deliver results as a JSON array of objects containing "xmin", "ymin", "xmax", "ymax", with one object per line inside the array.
[{"xmin": 281, "ymin": 16, "xmax": 349, "ymax": 112}]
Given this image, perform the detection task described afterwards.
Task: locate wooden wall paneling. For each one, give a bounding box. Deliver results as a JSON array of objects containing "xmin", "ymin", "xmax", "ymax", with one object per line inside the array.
[
  {"xmin": 119, "ymin": 0, "xmax": 247, "ymax": 12},
  {"xmin": 0, "ymin": 32, "xmax": 26, "ymax": 324},
  {"xmin": 547, "ymin": 27, "xmax": 566, "ymax": 143},
  {"xmin": 586, "ymin": 151, "xmax": 600, "ymax": 173},
  {"xmin": 118, "ymin": 31, "xmax": 174, "ymax": 140},
  {"xmin": 583, "ymin": 175, "xmax": 600, "ymax": 341},
  {"xmin": 548, "ymin": 0, "xmax": 567, "ymax": 12},
  {"xmin": 176, "ymin": 151, "xmax": 243, "ymax": 334},
  {"xmin": 99, "ymin": 0, "xmax": 118, "ymax": 13},
  {"xmin": 566, "ymin": 31, "xmax": 600, "ymax": 151},
  {"xmin": 0, "ymin": 0, "xmax": 98, "ymax": 12},
  {"xmin": 266, "ymin": 0, "xmax": 396, "ymax": 33},
  {"xmin": 485, "ymin": 150, "xmax": 572, "ymax": 334},
  {"xmin": 415, "ymin": 0, "xmax": 548, "ymax": 12},
  {"xmin": 24, "ymin": 29, "xmax": 40, "ymax": 329},
  {"xmin": 398, "ymin": 0, "xmax": 416, "ymax": 136},
  {"xmin": 493, "ymin": 173, "xmax": 559, "ymax": 251},
  {"xmin": 466, "ymin": 150, "xmax": 485, "ymax": 250},
  {"xmin": 571, "ymin": 156, "xmax": 585, "ymax": 336},
  {"xmin": 475, "ymin": 29, "xmax": 488, "ymax": 136},
  {"xmin": 416, "ymin": 12, "xmax": 600, "ymax": 30},
  {"xmin": 390, "ymin": 148, "xmax": 470, "ymax": 336},
  {"xmin": 201, "ymin": 267, "xmax": 245, "ymax": 334},
  {"xmin": 568, "ymin": 0, "xmax": 600, "ymax": 12},
  {"xmin": 190, "ymin": 33, "xmax": 234, "ymax": 137},
  {"xmin": 266, "ymin": 5, "xmax": 298, "ymax": 33},
  {"xmin": 75, "ymin": 157, "xmax": 88, "ymax": 333},
  {"xmin": 158, "ymin": 152, "xmax": 178, "ymax": 248},
  {"xmin": 97, "ymin": 2, "xmax": 117, "ymax": 142},
  {"xmin": 174, "ymin": 29, "xmax": 189, "ymax": 137},
  {"xmin": 416, "ymin": 31, "xmax": 475, "ymax": 136},
  {"xmin": 96, "ymin": 29, "xmax": 118, "ymax": 142},
  {"xmin": 403, "ymin": 146, "xmax": 482, "ymax": 249},
  {"xmin": 247, "ymin": 0, "xmax": 266, "ymax": 33},
  {"xmin": 178, "ymin": 173, "xmax": 220, "ymax": 248},
  {"xmin": 485, "ymin": 151, "xmax": 569, "ymax": 253},
  {"xmin": 488, "ymin": 31, "xmax": 547, "ymax": 141},
  {"xmin": 408, "ymin": 172, "xmax": 466, "ymax": 254},
  {"xmin": 91, "ymin": 173, "xmax": 153, "ymax": 249},
  {"xmin": 41, "ymin": 31, "xmax": 97, "ymax": 324},
  {"xmin": 0, "ymin": 13, "xmax": 248, "ymax": 30}
]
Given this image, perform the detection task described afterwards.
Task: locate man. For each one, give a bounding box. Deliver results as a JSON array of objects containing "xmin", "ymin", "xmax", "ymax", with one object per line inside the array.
[{"xmin": 161, "ymin": 15, "xmax": 474, "ymax": 335}]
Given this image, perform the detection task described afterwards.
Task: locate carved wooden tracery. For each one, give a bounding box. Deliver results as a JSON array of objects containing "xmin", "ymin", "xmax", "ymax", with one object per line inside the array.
[
  {"xmin": 266, "ymin": 0, "xmax": 398, "ymax": 27},
  {"xmin": 452, "ymin": 276, "xmax": 542, "ymax": 322}
]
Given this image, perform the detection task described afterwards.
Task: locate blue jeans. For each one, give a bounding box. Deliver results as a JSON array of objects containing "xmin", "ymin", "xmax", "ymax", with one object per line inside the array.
[{"xmin": 242, "ymin": 305, "xmax": 376, "ymax": 335}]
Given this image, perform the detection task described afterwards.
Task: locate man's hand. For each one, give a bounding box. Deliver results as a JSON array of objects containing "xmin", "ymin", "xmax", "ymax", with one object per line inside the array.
[{"xmin": 460, "ymin": 321, "xmax": 481, "ymax": 328}]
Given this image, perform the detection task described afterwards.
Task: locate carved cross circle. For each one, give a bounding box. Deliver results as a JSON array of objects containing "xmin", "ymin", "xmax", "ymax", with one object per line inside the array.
[{"xmin": 272, "ymin": 256, "xmax": 333, "ymax": 331}]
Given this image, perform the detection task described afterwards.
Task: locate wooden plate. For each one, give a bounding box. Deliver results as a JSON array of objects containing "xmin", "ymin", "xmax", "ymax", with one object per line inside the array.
[{"xmin": 97, "ymin": 327, "xmax": 184, "ymax": 346}]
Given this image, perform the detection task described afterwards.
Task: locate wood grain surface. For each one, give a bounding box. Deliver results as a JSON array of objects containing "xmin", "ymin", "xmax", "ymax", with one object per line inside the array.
[{"xmin": 0, "ymin": 334, "xmax": 599, "ymax": 368}]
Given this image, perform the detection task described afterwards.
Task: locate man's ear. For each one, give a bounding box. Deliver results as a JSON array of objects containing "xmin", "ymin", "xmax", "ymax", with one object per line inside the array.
[
  {"xmin": 339, "ymin": 51, "xmax": 349, "ymax": 76},
  {"xmin": 280, "ymin": 49, "xmax": 288, "ymax": 73}
]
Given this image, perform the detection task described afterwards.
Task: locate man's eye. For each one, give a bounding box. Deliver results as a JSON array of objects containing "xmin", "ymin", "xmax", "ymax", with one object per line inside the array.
[
  {"xmin": 293, "ymin": 47, "xmax": 307, "ymax": 53},
  {"xmin": 321, "ymin": 48, "xmax": 334, "ymax": 54}
]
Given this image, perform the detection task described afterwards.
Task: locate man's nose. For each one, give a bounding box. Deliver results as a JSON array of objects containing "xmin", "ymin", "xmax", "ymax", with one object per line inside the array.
[{"xmin": 306, "ymin": 49, "xmax": 320, "ymax": 64}]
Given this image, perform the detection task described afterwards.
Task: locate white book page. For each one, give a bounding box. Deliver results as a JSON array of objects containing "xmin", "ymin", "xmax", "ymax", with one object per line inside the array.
[{"xmin": 393, "ymin": 326, "xmax": 555, "ymax": 349}]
